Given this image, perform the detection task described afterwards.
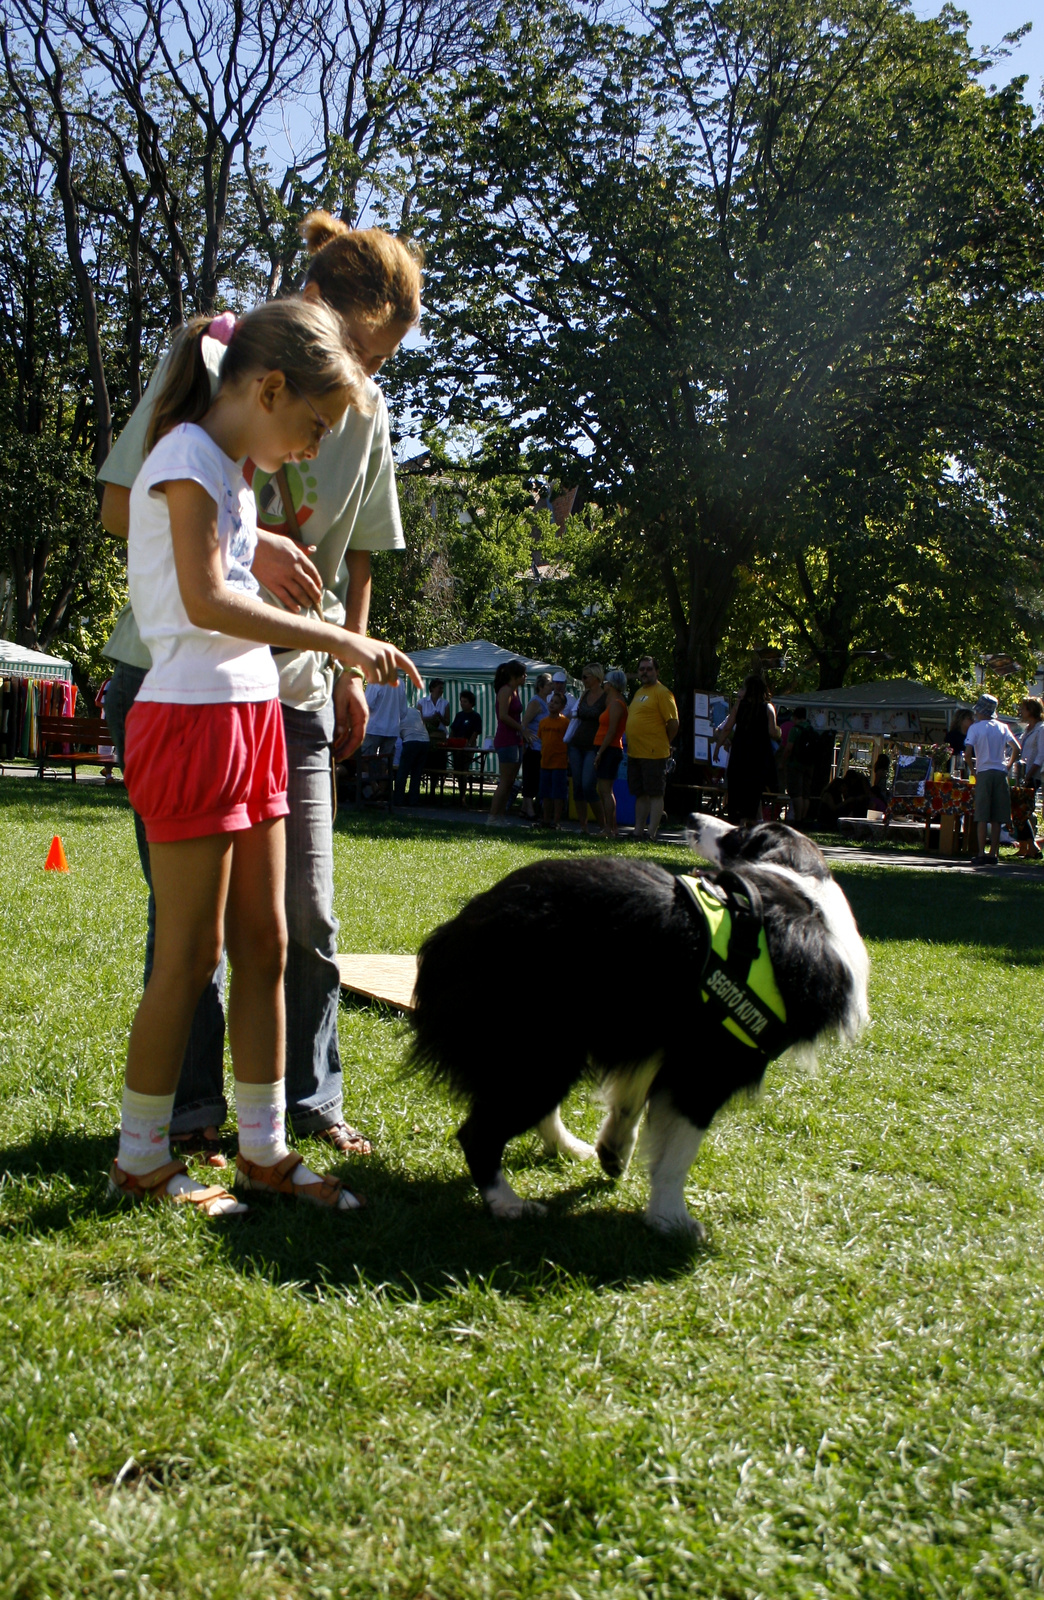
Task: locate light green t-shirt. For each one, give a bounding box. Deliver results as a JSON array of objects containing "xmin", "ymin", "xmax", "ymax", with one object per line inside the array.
[{"xmin": 99, "ymin": 332, "xmax": 405, "ymax": 709}]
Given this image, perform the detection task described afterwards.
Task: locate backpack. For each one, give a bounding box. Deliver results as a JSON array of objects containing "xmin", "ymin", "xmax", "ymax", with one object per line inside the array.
[{"xmin": 790, "ymin": 723, "xmax": 819, "ymax": 767}]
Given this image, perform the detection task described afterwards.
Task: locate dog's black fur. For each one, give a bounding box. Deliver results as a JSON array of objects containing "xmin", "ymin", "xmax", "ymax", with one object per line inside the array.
[{"xmin": 409, "ymin": 819, "xmax": 868, "ymax": 1234}]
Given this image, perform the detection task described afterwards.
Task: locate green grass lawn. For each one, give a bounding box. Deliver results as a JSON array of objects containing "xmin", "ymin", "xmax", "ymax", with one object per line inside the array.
[{"xmin": 1, "ymin": 778, "xmax": 1043, "ymax": 1599}]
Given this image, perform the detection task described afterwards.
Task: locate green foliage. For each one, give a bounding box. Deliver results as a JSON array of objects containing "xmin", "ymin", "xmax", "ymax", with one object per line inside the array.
[
  {"xmin": 2, "ymin": 783, "xmax": 1044, "ymax": 1593},
  {"xmin": 406, "ymin": 0, "xmax": 1044, "ymax": 709}
]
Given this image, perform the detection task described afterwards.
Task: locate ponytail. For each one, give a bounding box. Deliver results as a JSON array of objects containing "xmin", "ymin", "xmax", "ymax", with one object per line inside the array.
[
  {"xmin": 146, "ymin": 298, "xmax": 372, "ymax": 453},
  {"xmin": 146, "ymin": 316, "xmax": 214, "ymax": 451}
]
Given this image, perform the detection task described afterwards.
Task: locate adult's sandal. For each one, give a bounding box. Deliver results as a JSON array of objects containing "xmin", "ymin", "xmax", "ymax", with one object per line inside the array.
[
  {"xmin": 108, "ymin": 1159, "xmax": 246, "ymax": 1217},
  {"xmin": 313, "ymin": 1121, "xmax": 373, "ymax": 1157},
  {"xmin": 235, "ymin": 1151, "xmax": 363, "ymax": 1211}
]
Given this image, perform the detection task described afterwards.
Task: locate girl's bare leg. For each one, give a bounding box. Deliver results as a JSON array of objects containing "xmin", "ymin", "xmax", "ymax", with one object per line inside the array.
[
  {"xmin": 126, "ymin": 835, "xmax": 232, "ymax": 1097},
  {"xmin": 224, "ymin": 818, "xmax": 286, "ymax": 1085}
]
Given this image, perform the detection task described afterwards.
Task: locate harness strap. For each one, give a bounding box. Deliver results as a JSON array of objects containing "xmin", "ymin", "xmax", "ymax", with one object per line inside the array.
[{"xmin": 677, "ymin": 872, "xmax": 790, "ymax": 1060}]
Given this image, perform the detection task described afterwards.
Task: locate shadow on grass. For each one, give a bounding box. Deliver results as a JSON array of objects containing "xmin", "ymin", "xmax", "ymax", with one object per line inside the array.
[
  {"xmin": 0, "ymin": 1129, "xmax": 705, "ymax": 1299},
  {"xmin": 0, "ymin": 774, "xmax": 129, "ymax": 818},
  {"xmin": 831, "ymin": 867, "xmax": 1044, "ymax": 959}
]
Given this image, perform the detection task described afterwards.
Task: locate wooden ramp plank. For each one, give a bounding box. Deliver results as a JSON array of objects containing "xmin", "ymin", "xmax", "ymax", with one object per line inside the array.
[{"xmin": 337, "ymin": 953, "xmax": 418, "ymax": 1011}]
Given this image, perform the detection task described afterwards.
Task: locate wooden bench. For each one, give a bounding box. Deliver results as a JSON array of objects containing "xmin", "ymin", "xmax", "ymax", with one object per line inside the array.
[{"xmin": 37, "ymin": 717, "xmax": 116, "ymax": 781}]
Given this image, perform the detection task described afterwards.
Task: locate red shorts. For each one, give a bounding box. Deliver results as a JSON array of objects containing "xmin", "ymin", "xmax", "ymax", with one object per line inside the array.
[{"xmin": 124, "ymin": 699, "xmax": 289, "ymax": 843}]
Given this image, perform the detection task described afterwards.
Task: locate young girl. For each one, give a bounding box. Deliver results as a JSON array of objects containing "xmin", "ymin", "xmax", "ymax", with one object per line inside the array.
[{"xmin": 110, "ymin": 298, "xmax": 421, "ymax": 1215}]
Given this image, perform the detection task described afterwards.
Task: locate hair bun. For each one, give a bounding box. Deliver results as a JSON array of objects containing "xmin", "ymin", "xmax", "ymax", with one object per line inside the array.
[{"xmin": 300, "ymin": 209, "xmax": 351, "ymax": 255}]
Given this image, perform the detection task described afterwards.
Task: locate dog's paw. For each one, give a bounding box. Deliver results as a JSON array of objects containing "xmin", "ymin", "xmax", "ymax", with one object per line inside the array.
[
  {"xmin": 644, "ymin": 1207, "xmax": 707, "ymax": 1241},
  {"xmin": 596, "ymin": 1141, "xmax": 628, "ymax": 1179}
]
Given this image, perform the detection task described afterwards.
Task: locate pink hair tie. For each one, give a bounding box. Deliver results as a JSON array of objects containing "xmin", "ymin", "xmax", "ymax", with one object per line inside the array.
[{"xmin": 208, "ymin": 311, "xmax": 237, "ymax": 345}]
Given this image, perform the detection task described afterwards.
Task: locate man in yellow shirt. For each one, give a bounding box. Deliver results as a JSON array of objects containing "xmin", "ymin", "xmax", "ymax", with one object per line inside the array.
[{"xmin": 626, "ymin": 656, "xmax": 680, "ymax": 840}]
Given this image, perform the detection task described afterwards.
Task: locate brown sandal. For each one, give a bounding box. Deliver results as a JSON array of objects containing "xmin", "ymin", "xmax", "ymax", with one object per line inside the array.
[
  {"xmin": 235, "ymin": 1151, "xmax": 362, "ymax": 1211},
  {"xmin": 170, "ymin": 1128, "xmax": 228, "ymax": 1168},
  {"xmin": 108, "ymin": 1159, "xmax": 245, "ymax": 1217},
  {"xmin": 313, "ymin": 1122, "xmax": 373, "ymax": 1157}
]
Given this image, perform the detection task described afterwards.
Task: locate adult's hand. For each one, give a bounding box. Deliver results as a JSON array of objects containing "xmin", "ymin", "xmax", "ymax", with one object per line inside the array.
[
  {"xmin": 334, "ymin": 672, "xmax": 369, "ymax": 759},
  {"xmin": 252, "ymin": 529, "xmax": 323, "ymax": 610}
]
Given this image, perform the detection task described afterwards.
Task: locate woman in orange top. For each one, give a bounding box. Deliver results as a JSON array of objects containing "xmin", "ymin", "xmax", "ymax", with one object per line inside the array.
[{"xmin": 594, "ymin": 669, "xmax": 628, "ymax": 838}]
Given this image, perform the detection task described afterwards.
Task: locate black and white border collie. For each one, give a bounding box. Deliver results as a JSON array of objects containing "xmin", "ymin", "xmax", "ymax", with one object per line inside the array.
[{"xmin": 410, "ymin": 817, "xmax": 869, "ymax": 1237}]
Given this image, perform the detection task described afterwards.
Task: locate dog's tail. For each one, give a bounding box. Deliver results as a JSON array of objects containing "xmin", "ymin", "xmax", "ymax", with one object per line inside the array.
[{"xmin": 405, "ymin": 921, "xmax": 476, "ymax": 1099}]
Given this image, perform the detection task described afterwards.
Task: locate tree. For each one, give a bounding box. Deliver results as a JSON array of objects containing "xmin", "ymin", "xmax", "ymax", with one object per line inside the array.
[{"xmin": 405, "ymin": 0, "xmax": 1044, "ymax": 743}]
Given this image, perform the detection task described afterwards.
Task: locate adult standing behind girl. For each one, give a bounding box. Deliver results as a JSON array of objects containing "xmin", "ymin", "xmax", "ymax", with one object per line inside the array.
[
  {"xmin": 568, "ymin": 664, "xmax": 607, "ymax": 834},
  {"xmin": 593, "ymin": 668, "xmax": 628, "ymax": 838},
  {"xmin": 110, "ymin": 299, "xmax": 421, "ymax": 1215},
  {"xmin": 521, "ymin": 672, "xmax": 552, "ymax": 821},
  {"xmin": 99, "ymin": 214, "xmax": 422, "ymax": 1164},
  {"xmin": 714, "ymin": 677, "xmax": 781, "ymax": 825},
  {"xmin": 489, "ymin": 660, "xmax": 529, "ymax": 825}
]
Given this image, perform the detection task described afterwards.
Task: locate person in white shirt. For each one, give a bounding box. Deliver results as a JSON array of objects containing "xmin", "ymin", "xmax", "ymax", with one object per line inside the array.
[
  {"xmin": 551, "ymin": 669, "xmax": 578, "ymax": 718},
  {"xmin": 963, "ymin": 693, "xmax": 1021, "ymax": 865},
  {"xmin": 396, "ymin": 696, "xmax": 431, "ymax": 805},
  {"xmin": 1016, "ymin": 696, "xmax": 1044, "ymax": 858},
  {"xmin": 362, "ymin": 681, "xmax": 406, "ymax": 756}
]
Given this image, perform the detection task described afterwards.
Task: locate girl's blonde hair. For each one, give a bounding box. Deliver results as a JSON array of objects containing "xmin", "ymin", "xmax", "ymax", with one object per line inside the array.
[
  {"xmin": 301, "ymin": 211, "xmax": 423, "ymax": 329},
  {"xmin": 147, "ymin": 298, "xmax": 371, "ymax": 451}
]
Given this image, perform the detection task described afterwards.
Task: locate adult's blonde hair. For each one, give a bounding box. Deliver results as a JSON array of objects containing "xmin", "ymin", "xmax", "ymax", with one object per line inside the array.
[
  {"xmin": 301, "ymin": 211, "xmax": 422, "ymax": 329},
  {"xmin": 146, "ymin": 299, "xmax": 371, "ymax": 451}
]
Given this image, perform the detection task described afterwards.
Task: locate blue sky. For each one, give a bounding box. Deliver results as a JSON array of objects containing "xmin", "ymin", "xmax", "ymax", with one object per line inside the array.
[{"xmin": 913, "ymin": 2, "xmax": 1042, "ymax": 110}]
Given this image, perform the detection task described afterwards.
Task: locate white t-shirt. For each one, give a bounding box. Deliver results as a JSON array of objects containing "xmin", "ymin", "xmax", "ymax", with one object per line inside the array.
[
  {"xmin": 419, "ymin": 695, "xmax": 448, "ymax": 723},
  {"xmin": 129, "ymin": 424, "xmax": 278, "ymax": 705},
  {"xmin": 400, "ymin": 704, "xmax": 430, "ymax": 742},
  {"xmin": 1020, "ymin": 720, "xmax": 1044, "ymax": 773},
  {"xmin": 964, "ymin": 716, "xmax": 1019, "ymax": 773},
  {"xmin": 365, "ymin": 681, "xmax": 406, "ymax": 737},
  {"xmin": 100, "ymin": 331, "xmax": 404, "ymax": 709}
]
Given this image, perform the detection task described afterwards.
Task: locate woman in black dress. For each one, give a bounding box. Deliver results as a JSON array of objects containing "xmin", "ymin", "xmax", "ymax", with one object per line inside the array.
[{"xmin": 714, "ymin": 676, "xmax": 781, "ymax": 825}]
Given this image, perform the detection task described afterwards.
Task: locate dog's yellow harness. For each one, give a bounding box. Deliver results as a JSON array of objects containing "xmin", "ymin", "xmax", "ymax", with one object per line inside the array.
[{"xmin": 677, "ymin": 873, "xmax": 789, "ymax": 1057}]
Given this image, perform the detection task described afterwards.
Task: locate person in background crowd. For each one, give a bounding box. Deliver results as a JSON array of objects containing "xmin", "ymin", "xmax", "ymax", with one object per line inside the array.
[
  {"xmin": 521, "ymin": 672, "xmax": 553, "ymax": 821},
  {"xmin": 538, "ymin": 689, "xmax": 570, "ymax": 828},
  {"xmin": 361, "ymin": 680, "xmax": 403, "ymax": 759},
  {"xmin": 1016, "ymin": 696, "xmax": 1044, "ymax": 859},
  {"xmin": 420, "ymin": 677, "xmax": 449, "ymax": 775},
  {"xmin": 568, "ymin": 663, "xmax": 607, "ymax": 834},
  {"xmin": 817, "ymin": 767, "xmax": 874, "ymax": 831},
  {"xmin": 869, "ymin": 753, "xmax": 891, "ymax": 810},
  {"xmin": 627, "ymin": 656, "xmax": 679, "ymax": 841},
  {"xmin": 779, "ymin": 706, "xmax": 816, "ymax": 826},
  {"xmin": 714, "ymin": 676, "xmax": 780, "ymax": 825},
  {"xmin": 395, "ymin": 694, "xmax": 430, "ymax": 806},
  {"xmin": 489, "ymin": 659, "xmax": 529, "ymax": 825},
  {"xmin": 945, "ymin": 708, "xmax": 974, "ymax": 772},
  {"xmin": 551, "ymin": 669, "xmax": 578, "ymax": 718},
  {"xmin": 99, "ymin": 213, "xmax": 422, "ymax": 1163},
  {"xmin": 594, "ymin": 668, "xmax": 628, "ymax": 838},
  {"xmin": 450, "ymin": 689, "xmax": 482, "ymax": 806},
  {"xmin": 419, "ymin": 678, "xmax": 449, "ymax": 733},
  {"xmin": 964, "ymin": 693, "xmax": 1020, "ymax": 866}
]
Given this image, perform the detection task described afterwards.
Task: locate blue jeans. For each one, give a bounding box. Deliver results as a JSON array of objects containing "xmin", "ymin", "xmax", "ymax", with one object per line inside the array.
[
  {"xmin": 568, "ymin": 743, "xmax": 599, "ymax": 804},
  {"xmin": 105, "ymin": 663, "xmax": 345, "ymax": 1137}
]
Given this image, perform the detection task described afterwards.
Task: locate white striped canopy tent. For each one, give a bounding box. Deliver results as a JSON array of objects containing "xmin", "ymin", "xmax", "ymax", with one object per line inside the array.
[{"xmin": 405, "ymin": 640, "xmax": 576, "ymax": 743}]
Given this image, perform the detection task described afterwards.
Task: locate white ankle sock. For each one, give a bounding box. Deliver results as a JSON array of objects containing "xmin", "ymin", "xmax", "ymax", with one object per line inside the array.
[
  {"xmin": 234, "ymin": 1078, "xmax": 290, "ymax": 1166},
  {"xmin": 234, "ymin": 1078, "xmax": 359, "ymax": 1209},
  {"xmin": 118, "ymin": 1087, "xmax": 175, "ymax": 1176},
  {"xmin": 118, "ymin": 1086, "xmax": 244, "ymax": 1215}
]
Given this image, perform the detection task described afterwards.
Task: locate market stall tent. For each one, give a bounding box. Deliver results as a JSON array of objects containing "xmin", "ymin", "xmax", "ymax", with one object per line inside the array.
[
  {"xmin": 406, "ymin": 640, "xmax": 570, "ymax": 742},
  {"xmin": 0, "ymin": 640, "xmax": 72, "ymax": 682},
  {"xmin": 799, "ymin": 679, "xmax": 961, "ymax": 741}
]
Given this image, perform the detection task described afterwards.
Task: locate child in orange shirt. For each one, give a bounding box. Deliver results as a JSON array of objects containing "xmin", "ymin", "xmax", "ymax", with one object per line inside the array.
[{"xmin": 538, "ymin": 690, "xmax": 569, "ymax": 828}]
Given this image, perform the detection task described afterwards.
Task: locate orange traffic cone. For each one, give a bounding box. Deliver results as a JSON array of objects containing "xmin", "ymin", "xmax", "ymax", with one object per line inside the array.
[{"xmin": 44, "ymin": 835, "xmax": 69, "ymax": 872}]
